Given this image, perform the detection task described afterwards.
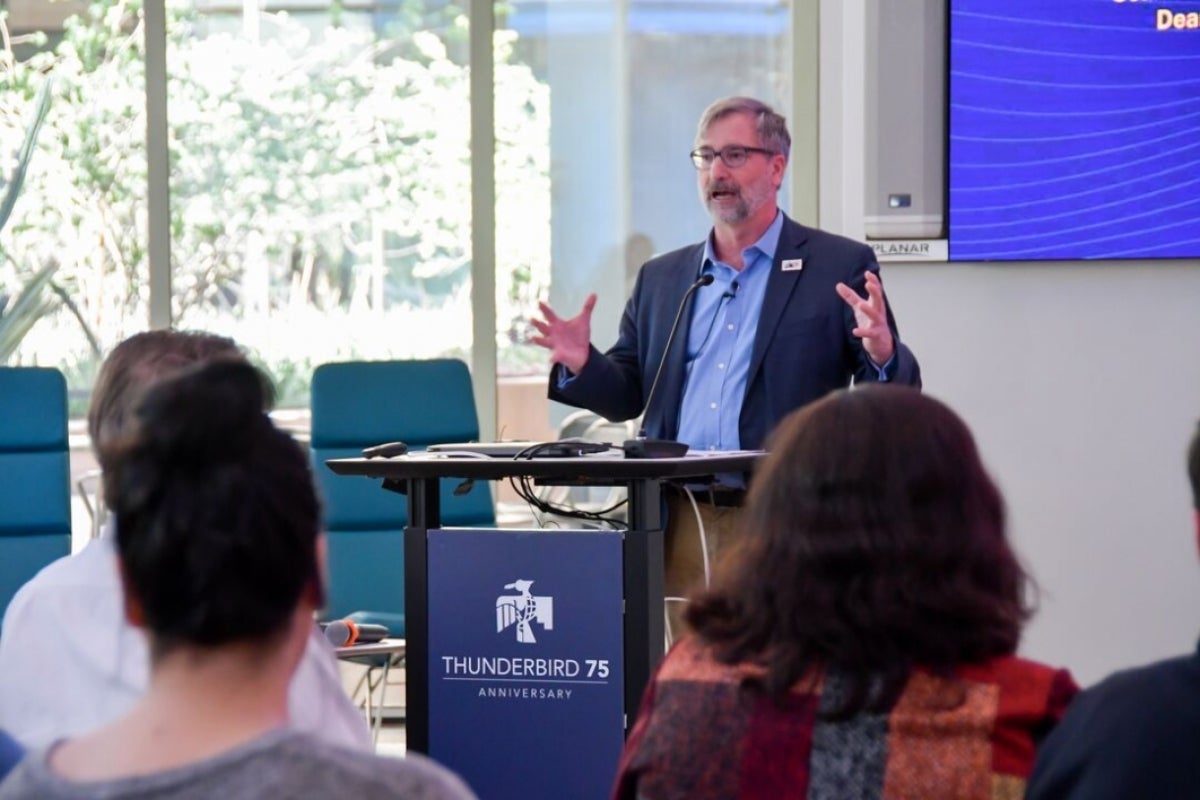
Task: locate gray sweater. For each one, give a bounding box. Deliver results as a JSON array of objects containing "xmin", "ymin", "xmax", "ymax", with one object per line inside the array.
[{"xmin": 0, "ymin": 729, "xmax": 475, "ymax": 800}]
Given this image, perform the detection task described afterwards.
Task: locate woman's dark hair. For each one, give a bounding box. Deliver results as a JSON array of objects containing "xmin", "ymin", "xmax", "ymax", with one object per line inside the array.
[
  {"xmin": 103, "ymin": 359, "xmax": 322, "ymax": 657},
  {"xmin": 686, "ymin": 384, "xmax": 1030, "ymax": 715}
]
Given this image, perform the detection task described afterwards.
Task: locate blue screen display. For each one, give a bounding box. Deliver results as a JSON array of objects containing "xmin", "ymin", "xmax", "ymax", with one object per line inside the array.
[{"xmin": 948, "ymin": 0, "xmax": 1200, "ymax": 261}]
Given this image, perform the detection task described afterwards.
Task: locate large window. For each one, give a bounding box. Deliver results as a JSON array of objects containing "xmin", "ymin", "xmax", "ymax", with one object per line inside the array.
[
  {"xmin": 0, "ymin": 0, "xmax": 147, "ymax": 411},
  {"xmin": 169, "ymin": 1, "xmax": 491, "ymax": 406},
  {"xmin": 3, "ymin": 0, "xmax": 791, "ymax": 426},
  {"xmin": 497, "ymin": 0, "xmax": 792, "ymax": 434}
]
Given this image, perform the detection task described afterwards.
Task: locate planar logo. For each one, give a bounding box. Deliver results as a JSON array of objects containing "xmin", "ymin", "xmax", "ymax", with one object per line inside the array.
[
  {"xmin": 872, "ymin": 242, "xmax": 931, "ymax": 256},
  {"xmin": 495, "ymin": 579, "xmax": 554, "ymax": 644}
]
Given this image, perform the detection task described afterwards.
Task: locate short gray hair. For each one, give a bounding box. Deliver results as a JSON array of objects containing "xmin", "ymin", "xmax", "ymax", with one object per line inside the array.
[{"xmin": 695, "ymin": 96, "xmax": 791, "ymax": 161}]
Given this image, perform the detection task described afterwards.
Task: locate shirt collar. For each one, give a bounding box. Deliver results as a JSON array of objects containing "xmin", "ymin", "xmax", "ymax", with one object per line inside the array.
[{"xmin": 702, "ymin": 209, "xmax": 785, "ymax": 272}]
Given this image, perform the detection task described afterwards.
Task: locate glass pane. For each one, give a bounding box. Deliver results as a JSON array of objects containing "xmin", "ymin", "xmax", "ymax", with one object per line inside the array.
[
  {"xmin": 495, "ymin": 0, "xmax": 792, "ymax": 441},
  {"xmin": 0, "ymin": 1, "xmax": 147, "ymax": 413},
  {"xmin": 169, "ymin": 1, "xmax": 473, "ymax": 407}
]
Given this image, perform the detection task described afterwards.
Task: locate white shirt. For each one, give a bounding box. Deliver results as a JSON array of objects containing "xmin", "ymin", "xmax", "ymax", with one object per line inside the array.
[{"xmin": 0, "ymin": 527, "xmax": 372, "ymax": 751}]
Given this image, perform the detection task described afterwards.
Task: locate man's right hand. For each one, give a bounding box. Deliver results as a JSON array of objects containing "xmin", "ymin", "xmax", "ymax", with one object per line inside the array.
[{"xmin": 529, "ymin": 294, "xmax": 597, "ymax": 375}]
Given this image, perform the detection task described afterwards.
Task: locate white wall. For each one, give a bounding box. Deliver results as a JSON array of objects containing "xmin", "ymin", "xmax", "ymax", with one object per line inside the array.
[
  {"xmin": 820, "ymin": 0, "xmax": 1200, "ymax": 686},
  {"xmin": 886, "ymin": 262, "xmax": 1200, "ymax": 686}
]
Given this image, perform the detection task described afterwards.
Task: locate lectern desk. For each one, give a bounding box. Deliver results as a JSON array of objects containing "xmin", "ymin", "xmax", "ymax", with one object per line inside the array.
[{"xmin": 325, "ymin": 451, "xmax": 761, "ymax": 763}]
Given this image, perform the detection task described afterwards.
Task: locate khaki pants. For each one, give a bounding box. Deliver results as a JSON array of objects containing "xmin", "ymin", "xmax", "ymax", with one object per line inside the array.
[{"xmin": 664, "ymin": 492, "xmax": 744, "ymax": 642}]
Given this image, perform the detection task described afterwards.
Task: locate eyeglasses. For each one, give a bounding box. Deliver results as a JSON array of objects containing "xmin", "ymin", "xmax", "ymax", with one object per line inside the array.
[{"xmin": 689, "ymin": 145, "xmax": 775, "ymax": 170}]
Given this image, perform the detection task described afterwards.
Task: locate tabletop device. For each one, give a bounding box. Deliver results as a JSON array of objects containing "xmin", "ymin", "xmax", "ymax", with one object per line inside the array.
[{"xmin": 425, "ymin": 438, "xmax": 612, "ymax": 458}]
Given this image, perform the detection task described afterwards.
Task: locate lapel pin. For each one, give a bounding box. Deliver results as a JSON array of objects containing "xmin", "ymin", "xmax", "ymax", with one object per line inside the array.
[{"xmin": 781, "ymin": 259, "xmax": 804, "ymax": 272}]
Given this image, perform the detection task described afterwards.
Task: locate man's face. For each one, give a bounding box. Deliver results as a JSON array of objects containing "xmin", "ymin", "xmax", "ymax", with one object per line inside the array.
[{"xmin": 695, "ymin": 112, "xmax": 785, "ymax": 227}]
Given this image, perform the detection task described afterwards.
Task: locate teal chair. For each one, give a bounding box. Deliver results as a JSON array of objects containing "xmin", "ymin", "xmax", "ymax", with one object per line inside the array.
[
  {"xmin": 310, "ymin": 359, "xmax": 496, "ymax": 631},
  {"xmin": 310, "ymin": 359, "xmax": 495, "ymax": 735},
  {"xmin": 0, "ymin": 367, "xmax": 71, "ymax": 629}
]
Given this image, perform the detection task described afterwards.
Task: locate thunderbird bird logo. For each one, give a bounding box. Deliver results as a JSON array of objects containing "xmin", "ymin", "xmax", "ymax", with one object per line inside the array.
[{"xmin": 496, "ymin": 579, "xmax": 554, "ymax": 644}]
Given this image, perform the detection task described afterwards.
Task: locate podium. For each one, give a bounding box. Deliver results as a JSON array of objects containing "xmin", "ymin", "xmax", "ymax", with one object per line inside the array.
[{"xmin": 326, "ymin": 451, "xmax": 761, "ymax": 796}]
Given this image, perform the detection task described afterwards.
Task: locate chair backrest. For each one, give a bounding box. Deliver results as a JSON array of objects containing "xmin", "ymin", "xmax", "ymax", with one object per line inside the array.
[
  {"xmin": 557, "ymin": 409, "xmax": 604, "ymax": 441},
  {"xmin": 0, "ymin": 367, "xmax": 71, "ymax": 627},
  {"xmin": 309, "ymin": 359, "xmax": 495, "ymax": 626},
  {"xmin": 539, "ymin": 411, "xmax": 636, "ymax": 520}
]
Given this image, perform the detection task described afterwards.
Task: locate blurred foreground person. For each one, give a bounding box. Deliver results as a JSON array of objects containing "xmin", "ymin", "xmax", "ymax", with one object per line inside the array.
[
  {"xmin": 0, "ymin": 331, "xmax": 368, "ymax": 750},
  {"xmin": 0, "ymin": 361, "xmax": 473, "ymax": 799},
  {"xmin": 1027, "ymin": 421, "xmax": 1200, "ymax": 799},
  {"xmin": 0, "ymin": 732, "xmax": 20, "ymax": 783},
  {"xmin": 613, "ymin": 385, "xmax": 1077, "ymax": 800}
]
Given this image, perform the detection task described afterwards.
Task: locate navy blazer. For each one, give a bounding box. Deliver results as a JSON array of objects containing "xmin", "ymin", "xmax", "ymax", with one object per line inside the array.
[{"xmin": 549, "ymin": 215, "xmax": 921, "ymax": 451}]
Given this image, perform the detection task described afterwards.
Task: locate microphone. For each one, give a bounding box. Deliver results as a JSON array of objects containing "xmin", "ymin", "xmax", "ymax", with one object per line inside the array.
[
  {"xmin": 322, "ymin": 619, "xmax": 390, "ymax": 647},
  {"xmin": 623, "ymin": 273, "xmax": 715, "ymax": 459}
]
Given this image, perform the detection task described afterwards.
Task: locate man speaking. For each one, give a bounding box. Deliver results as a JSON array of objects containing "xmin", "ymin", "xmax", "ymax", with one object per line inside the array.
[{"xmin": 530, "ymin": 96, "xmax": 921, "ymax": 630}]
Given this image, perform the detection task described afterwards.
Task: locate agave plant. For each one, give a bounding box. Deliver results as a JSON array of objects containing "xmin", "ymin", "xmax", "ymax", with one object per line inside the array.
[
  {"xmin": 0, "ymin": 262, "xmax": 58, "ymax": 362},
  {"xmin": 0, "ymin": 80, "xmax": 56, "ymax": 363}
]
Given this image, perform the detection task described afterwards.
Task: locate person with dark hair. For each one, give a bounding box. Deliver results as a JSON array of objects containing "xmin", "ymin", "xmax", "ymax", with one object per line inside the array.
[
  {"xmin": 0, "ymin": 331, "xmax": 369, "ymax": 751},
  {"xmin": 0, "ymin": 360, "xmax": 473, "ymax": 799},
  {"xmin": 611, "ymin": 385, "xmax": 1077, "ymax": 799},
  {"xmin": 1026, "ymin": 422, "xmax": 1200, "ymax": 799},
  {"xmin": 530, "ymin": 96, "xmax": 921, "ymax": 628}
]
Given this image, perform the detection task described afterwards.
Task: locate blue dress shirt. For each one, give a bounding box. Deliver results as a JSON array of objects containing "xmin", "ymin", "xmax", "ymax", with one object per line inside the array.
[{"xmin": 675, "ymin": 213, "xmax": 783, "ymax": 451}]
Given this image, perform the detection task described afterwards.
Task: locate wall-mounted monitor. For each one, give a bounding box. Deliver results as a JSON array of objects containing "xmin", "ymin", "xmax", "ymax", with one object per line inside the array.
[{"xmin": 948, "ymin": 0, "xmax": 1200, "ymax": 261}]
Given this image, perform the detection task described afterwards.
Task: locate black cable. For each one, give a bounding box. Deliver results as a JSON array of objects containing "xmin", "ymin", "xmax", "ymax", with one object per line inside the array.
[
  {"xmin": 507, "ymin": 473, "xmax": 628, "ymax": 529},
  {"xmin": 505, "ymin": 442, "xmax": 629, "ymax": 529}
]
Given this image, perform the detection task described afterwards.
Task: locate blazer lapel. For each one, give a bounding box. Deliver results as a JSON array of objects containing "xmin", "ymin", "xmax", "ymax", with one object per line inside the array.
[{"xmin": 747, "ymin": 216, "xmax": 810, "ymax": 386}]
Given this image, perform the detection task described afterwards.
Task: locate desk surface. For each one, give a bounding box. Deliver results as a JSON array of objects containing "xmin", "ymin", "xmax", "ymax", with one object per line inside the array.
[
  {"xmin": 326, "ymin": 450, "xmax": 764, "ymax": 482},
  {"xmin": 334, "ymin": 637, "xmax": 406, "ymax": 658}
]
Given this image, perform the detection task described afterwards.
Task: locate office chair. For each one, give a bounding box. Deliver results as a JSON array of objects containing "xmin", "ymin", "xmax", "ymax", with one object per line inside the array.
[
  {"xmin": 309, "ymin": 358, "xmax": 496, "ymax": 736},
  {"xmin": 533, "ymin": 410, "xmax": 636, "ymax": 528},
  {"xmin": 0, "ymin": 367, "xmax": 71, "ymax": 630}
]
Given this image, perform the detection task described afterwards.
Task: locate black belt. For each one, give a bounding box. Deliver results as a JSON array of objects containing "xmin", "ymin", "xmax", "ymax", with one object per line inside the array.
[{"xmin": 668, "ymin": 485, "xmax": 745, "ymax": 508}]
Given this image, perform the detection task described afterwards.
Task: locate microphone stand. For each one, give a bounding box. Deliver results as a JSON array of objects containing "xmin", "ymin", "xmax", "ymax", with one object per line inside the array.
[{"xmin": 623, "ymin": 273, "xmax": 715, "ymax": 459}]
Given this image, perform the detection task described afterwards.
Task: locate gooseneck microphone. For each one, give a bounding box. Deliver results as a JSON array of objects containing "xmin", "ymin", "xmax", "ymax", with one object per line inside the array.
[{"xmin": 623, "ymin": 273, "xmax": 715, "ymax": 459}]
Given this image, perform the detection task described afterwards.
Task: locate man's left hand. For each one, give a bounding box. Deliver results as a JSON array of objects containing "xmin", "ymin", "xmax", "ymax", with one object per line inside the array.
[{"xmin": 835, "ymin": 270, "xmax": 895, "ymax": 367}]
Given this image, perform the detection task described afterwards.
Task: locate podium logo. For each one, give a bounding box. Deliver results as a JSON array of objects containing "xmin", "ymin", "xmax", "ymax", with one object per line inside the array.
[{"xmin": 496, "ymin": 579, "xmax": 554, "ymax": 644}]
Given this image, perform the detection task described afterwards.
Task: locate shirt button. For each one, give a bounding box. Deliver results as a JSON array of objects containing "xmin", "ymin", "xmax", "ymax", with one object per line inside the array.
[
  {"xmin": 717, "ymin": 363, "xmax": 725, "ymax": 370},
  {"xmin": 709, "ymin": 402, "xmax": 717, "ymax": 410},
  {"xmin": 726, "ymin": 323, "xmax": 735, "ymax": 331},
  {"xmin": 708, "ymin": 445, "xmax": 717, "ymax": 451}
]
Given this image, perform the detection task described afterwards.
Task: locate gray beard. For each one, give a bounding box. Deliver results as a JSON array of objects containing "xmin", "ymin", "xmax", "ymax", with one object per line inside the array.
[
  {"xmin": 706, "ymin": 195, "xmax": 750, "ymax": 225},
  {"xmin": 701, "ymin": 179, "xmax": 774, "ymax": 226}
]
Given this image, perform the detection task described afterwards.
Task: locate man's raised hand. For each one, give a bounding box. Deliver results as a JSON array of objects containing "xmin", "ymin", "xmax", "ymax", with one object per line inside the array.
[
  {"xmin": 529, "ymin": 293, "xmax": 597, "ymax": 375},
  {"xmin": 835, "ymin": 271, "xmax": 895, "ymax": 367}
]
